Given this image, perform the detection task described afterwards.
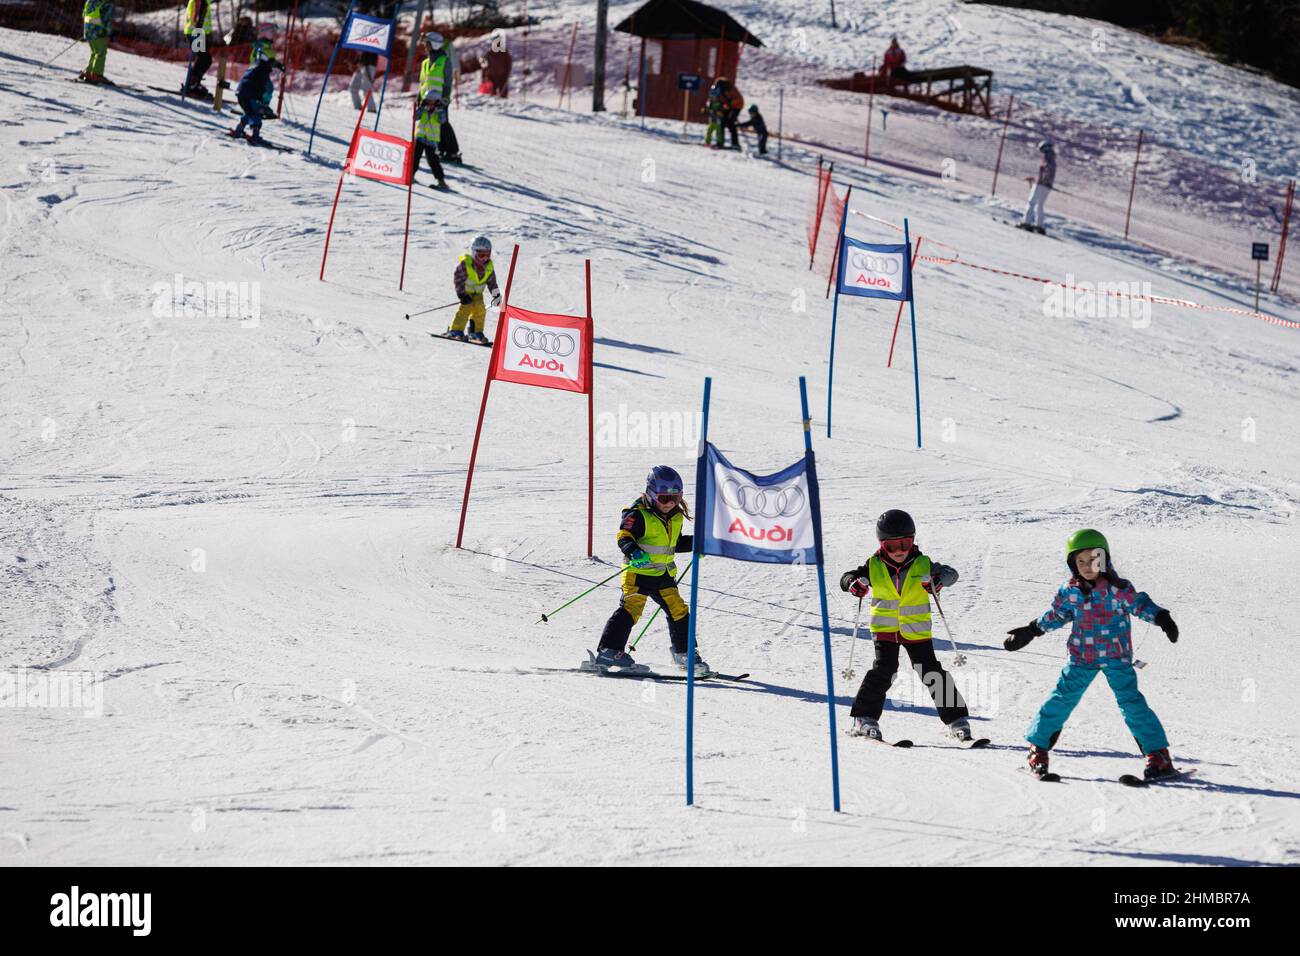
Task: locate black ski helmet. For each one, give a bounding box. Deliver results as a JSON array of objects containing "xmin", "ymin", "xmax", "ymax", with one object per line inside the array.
[{"xmin": 876, "ymin": 509, "xmax": 916, "ymax": 540}]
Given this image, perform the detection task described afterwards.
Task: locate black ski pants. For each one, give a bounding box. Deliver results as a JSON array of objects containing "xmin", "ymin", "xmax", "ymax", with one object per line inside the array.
[{"xmin": 851, "ymin": 638, "xmax": 968, "ymax": 724}]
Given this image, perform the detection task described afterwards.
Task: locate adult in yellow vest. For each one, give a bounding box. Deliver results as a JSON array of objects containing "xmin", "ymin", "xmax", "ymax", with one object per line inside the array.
[
  {"xmin": 411, "ymin": 32, "xmax": 449, "ymax": 190},
  {"xmin": 81, "ymin": 1, "xmax": 112, "ymax": 85},
  {"xmin": 181, "ymin": 0, "xmax": 214, "ymax": 97},
  {"xmin": 839, "ymin": 509, "xmax": 969, "ymax": 741},
  {"xmin": 446, "ymin": 236, "xmax": 501, "ymax": 344},
  {"xmin": 594, "ymin": 466, "xmax": 709, "ymax": 676}
]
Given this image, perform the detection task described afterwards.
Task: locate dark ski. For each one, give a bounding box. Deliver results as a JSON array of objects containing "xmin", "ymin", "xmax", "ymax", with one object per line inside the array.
[
  {"xmin": 1019, "ymin": 767, "xmax": 1062, "ymax": 782},
  {"xmin": 430, "ymin": 332, "xmax": 491, "ymax": 347},
  {"xmin": 1119, "ymin": 769, "xmax": 1197, "ymax": 788}
]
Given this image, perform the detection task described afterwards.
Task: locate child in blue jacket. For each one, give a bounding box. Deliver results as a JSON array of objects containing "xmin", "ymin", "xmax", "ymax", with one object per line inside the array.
[
  {"xmin": 1005, "ymin": 529, "xmax": 1180, "ymax": 780},
  {"xmin": 229, "ymin": 56, "xmax": 282, "ymax": 144}
]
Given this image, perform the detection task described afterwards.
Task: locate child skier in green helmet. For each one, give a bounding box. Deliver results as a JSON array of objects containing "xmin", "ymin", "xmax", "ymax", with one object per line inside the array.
[{"xmin": 1005, "ymin": 528, "xmax": 1181, "ymax": 782}]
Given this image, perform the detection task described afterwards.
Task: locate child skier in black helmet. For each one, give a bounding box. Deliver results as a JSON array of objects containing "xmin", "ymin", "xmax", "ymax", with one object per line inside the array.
[
  {"xmin": 593, "ymin": 465, "xmax": 708, "ymax": 676},
  {"xmin": 838, "ymin": 510, "xmax": 969, "ymax": 742}
]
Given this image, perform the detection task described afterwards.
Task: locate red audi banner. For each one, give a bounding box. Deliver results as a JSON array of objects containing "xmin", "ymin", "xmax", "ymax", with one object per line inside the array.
[
  {"xmin": 346, "ymin": 128, "xmax": 413, "ymax": 186},
  {"xmin": 490, "ymin": 305, "xmax": 591, "ymax": 394},
  {"xmin": 458, "ymin": 247, "xmax": 596, "ymax": 556},
  {"xmin": 320, "ymin": 88, "xmax": 418, "ymax": 289}
]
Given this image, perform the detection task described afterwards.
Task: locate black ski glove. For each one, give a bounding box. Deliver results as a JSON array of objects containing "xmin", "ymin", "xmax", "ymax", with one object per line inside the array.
[
  {"xmin": 1154, "ymin": 609, "xmax": 1178, "ymax": 643},
  {"xmin": 1004, "ymin": 620, "xmax": 1043, "ymax": 651},
  {"xmin": 458, "ymin": 292, "xmax": 473, "ymax": 305}
]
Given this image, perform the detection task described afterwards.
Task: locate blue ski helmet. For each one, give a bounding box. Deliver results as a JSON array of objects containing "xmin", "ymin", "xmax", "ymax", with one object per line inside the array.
[{"xmin": 646, "ymin": 465, "xmax": 684, "ymax": 497}]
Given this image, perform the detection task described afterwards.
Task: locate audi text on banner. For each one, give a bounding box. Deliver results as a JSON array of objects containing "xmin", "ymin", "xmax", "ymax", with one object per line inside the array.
[
  {"xmin": 491, "ymin": 305, "xmax": 590, "ymax": 394},
  {"xmin": 838, "ymin": 237, "xmax": 912, "ymax": 300},
  {"xmin": 699, "ymin": 443, "xmax": 820, "ymax": 564},
  {"xmin": 340, "ymin": 13, "xmax": 396, "ymax": 55}
]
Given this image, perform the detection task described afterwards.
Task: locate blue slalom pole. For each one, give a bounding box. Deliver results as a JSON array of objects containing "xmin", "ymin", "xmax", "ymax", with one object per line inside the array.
[
  {"xmin": 826, "ymin": 190, "xmax": 849, "ymax": 438},
  {"xmin": 801, "ymin": 375, "xmax": 841, "ymax": 813},
  {"xmin": 307, "ymin": 0, "xmax": 356, "ymax": 157},
  {"xmin": 904, "ymin": 218, "xmax": 922, "ymax": 448},
  {"xmin": 686, "ymin": 376, "xmax": 711, "ymax": 807},
  {"xmin": 373, "ymin": 26, "xmax": 394, "ymax": 129}
]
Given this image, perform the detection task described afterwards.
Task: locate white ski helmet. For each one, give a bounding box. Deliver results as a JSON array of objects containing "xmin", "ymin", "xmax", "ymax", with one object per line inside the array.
[
  {"xmin": 1038, "ymin": 138, "xmax": 1054, "ymax": 152},
  {"xmin": 257, "ymin": 22, "xmax": 277, "ymax": 41},
  {"xmin": 471, "ymin": 235, "xmax": 492, "ymax": 257},
  {"xmin": 424, "ymin": 31, "xmax": 444, "ymax": 50}
]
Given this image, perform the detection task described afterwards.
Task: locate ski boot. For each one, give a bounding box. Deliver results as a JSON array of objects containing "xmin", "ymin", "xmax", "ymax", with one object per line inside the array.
[
  {"xmin": 443, "ymin": 328, "xmax": 466, "ymax": 341},
  {"xmin": 1144, "ymin": 748, "xmax": 1178, "ymax": 781},
  {"xmin": 1027, "ymin": 744, "xmax": 1051, "ymax": 778},
  {"xmin": 432, "ymin": 178, "xmax": 449, "ymax": 191},
  {"xmin": 1015, "ymin": 222, "xmax": 1035, "ymax": 232},
  {"xmin": 249, "ymin": 131, "xmax": 264, "ymax": 146},
  {"xmin": 591, "ymin": 647, "xmax": 647, "ymax": 673},
  {"xmin": 1033, "ymin": 225, "xmax": 1047, "ymax": 235},
  {"xmin": 228, "ymin": 125, "xmax": 246, "ymax": 139},
  {"xmin": 467, "ymin": 330, "xmax": 489, "ymax": 345},
  {"xmin": 849, "ymin": 716, "xmax": 883, "ymax": 740},
  {"xmin": 946, "ymin": 717, "xmax": 974, "ymax": 742},
  {"xmin": 670, "ymin": 648, "xmax": 711, "ymax": 677}
]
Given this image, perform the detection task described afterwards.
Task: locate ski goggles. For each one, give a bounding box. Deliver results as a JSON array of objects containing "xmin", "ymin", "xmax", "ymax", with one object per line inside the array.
[
  {"xmin": 880, "ymin": 536, "xmax": 914, "ymax": 551},
  {"xmin": 651, "ymin": 492, "xmax": 682, "ymax": 505}
]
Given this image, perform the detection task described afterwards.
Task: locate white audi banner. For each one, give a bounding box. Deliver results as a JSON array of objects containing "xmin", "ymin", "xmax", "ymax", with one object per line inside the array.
[
  {"xmin": 700, "ymin": 444, "xmax": 820, "ymax": 564},
  {"xmin": 491, "ymin": 305, "xmax": 590, "ymax": 394},
  {"xmin": 837, "ymin": 236, "xmax": 912, "ymax": 301},
  {"xmin": 340, "ymin": 13, "xmax": 395, "ymax": 54}
]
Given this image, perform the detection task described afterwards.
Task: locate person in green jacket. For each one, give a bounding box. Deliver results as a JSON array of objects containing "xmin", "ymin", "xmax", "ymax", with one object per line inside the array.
[{"xmin": 81, "ymin": 1, "xmax": 113, "ymax": 84}]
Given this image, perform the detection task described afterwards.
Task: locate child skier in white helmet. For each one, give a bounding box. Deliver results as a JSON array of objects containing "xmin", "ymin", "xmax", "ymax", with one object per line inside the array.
[{"xmin": 447, "ymin": 235, "xmax": 501, "ymax": 344}]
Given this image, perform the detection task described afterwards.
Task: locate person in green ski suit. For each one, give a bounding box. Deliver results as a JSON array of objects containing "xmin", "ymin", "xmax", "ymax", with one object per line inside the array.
[{"xmin": 81, "ymin": 1, "xmax": 113, "ymax": 84}]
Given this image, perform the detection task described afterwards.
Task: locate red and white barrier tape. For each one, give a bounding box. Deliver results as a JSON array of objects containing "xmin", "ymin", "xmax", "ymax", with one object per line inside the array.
[{"xmin": 849, "ymin": 206, "xmax": 1295, "ymax": 329}]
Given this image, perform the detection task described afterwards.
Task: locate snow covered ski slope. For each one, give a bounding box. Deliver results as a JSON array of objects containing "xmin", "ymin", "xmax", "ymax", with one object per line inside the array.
[{"xmin": 2, "ymin": 24, "xmax": 1299, "ymax": 867}]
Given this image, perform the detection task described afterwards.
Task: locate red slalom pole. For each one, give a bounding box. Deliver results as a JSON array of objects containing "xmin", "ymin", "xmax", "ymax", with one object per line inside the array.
[
  {"xmin": 319, "ymin": 88, "xmax": 374, "ymax": 282},
  {"xmin": 399, "ymin": 98, "xmax": 418, "ymax": 290},
  {"xmin": 887, "ymin": 237, "xmax": 922, "ymax": 367},
  {"xmin": 863, "ymin": 55, "xmax": 875, "ymax": 166},
  {"xmin": 1124, "ymin": 128, "xmax": 1144, "ymax": 240},
  {"xmin": 277, "ymin": 0, "xmax": 300, "ymax": 118},
  {"xmin": 584, "ymin": 258, "xmax": 594, "ymax": 557},
  {"xmin": 457, "ymin": 244, "xmax": 520, "ymax": 549}
]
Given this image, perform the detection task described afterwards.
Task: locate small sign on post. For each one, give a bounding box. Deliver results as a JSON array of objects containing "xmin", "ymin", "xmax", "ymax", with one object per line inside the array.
[
  {"xmin": 1253, "ymin": 242, "xmax": 1269, "ymax": 312},
  {"xmin": 678, "ymin": 73, "xmax": 701, "ymax": 134}
]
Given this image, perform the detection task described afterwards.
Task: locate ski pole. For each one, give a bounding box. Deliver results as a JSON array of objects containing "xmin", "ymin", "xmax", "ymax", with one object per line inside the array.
[
  {"xmin": 404, "ymin": 300, "xmax": 462, "ymax": 320},
  {"xmin": 629, "ymin": 559, "xmax": 693, "ymax": 651},
  {"xmin": 930, "ymin": 588, "xmax": 967, "ymax": 667},
  {"xmin": 42, "ymin": 37, "xmax": 82, "ymax": 70},
  {"xmin": 842, "ymin": 595, "xmax": 864, "ymax": 680},
  {"xmin": 537, "ymin": 567, "xmax": 623, "ymax": 624}
]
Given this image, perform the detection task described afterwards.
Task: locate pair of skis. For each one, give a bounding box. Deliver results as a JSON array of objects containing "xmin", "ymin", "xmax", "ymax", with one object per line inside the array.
[
  {"xmin": 579, "ymin": 651, "xmax": 748, "ymax": 683},
  {"xmin": 1020, "ymin": 767, "xmax": 1198, "ymax": 786},
  {"xmin": 854, "ymin": 735, "xmax": 991, "ymax": 750}
]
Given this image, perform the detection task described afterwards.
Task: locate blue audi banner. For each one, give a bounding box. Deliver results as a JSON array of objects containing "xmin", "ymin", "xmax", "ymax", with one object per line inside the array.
[
  {"xmin": 699, "ymin": 443, "xmax": 823, "ymax": 565},
  {"xmin": 340, "ymin": 13, "xmax": 396, "ymax": 55},
  {"xmin": 837, "ymin": 236, "xmax": 912, "ymax": 300}
]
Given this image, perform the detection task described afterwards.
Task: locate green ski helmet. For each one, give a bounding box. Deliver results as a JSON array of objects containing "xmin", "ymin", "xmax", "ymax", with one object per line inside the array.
[{"xmin": 1066, "ymin": 528, "xmax": 1110, "ymax": 573}]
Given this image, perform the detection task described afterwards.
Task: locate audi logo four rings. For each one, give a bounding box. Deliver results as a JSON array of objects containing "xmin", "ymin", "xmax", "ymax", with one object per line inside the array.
[
  {"xmin": 512, "ymin": 327, "xmax": 576, "ymax": 356},
  {"xmin": 847, "ymin": 252, "xmax": 900, "ymax": 274},
  {"xmin": 360, "ymin": 142, "xmax": 403, "ymax": 163},
  {"xmin": 720, "ymin": 479, "xmax": 806, "ymax": 517}
]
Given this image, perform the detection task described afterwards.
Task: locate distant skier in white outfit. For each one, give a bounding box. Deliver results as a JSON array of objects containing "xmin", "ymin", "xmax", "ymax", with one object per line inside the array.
[
  {"xmin": 350, "ymin": 51, "xmax": 378, "ymax": 113},
  {"xmin": 1019, "ymin": 139, "xmax": 1056, "ymax": 235}
]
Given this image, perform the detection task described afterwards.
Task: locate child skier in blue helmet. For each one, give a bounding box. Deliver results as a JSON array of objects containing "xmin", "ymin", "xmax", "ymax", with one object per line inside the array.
[
  {"xmin": 593, "ymin": 465, "xmax": 708, "ymax": 676},
  {"xmin": 1005, "ymin": 529, "xmax": 1180, "ymax": 781}
]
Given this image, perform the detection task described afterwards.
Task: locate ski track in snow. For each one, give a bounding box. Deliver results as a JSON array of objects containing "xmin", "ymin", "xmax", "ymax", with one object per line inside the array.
[{"xmin": 1, "ymin": 25, "xmax": 1299, "ymax": 865}]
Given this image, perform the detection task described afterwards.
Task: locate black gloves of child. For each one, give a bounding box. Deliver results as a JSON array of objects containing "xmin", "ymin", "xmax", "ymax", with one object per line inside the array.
[
  {"xmin": 848, "ymin": 576, "xmax": 870, "ymax": 598},
  {"xmin": 1154, "ymin": 609, "xmax": 1179, "ymax": 643},
  {"xmin": 458, "ymin": 292, "xmax": 473, "ymax": 305},
  {"xmin": 1004, "ymin": 620, "xmax": 1043, "ymax": 651}
]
